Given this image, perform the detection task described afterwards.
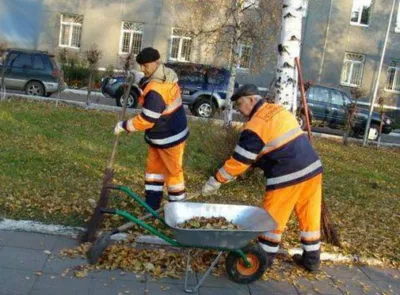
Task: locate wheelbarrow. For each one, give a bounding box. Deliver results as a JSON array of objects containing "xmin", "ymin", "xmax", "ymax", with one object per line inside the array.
[{"xmin": 96, "ymin": 185, "xmax": 277, "ymax": 293}]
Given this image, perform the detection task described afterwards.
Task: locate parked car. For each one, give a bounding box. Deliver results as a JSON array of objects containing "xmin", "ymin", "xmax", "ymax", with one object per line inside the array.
[
  {"xmin": 101, "ymin": 70, "xmax": 143, "ymax": 109},
  {"xmin": 0, "ymin": 48, "xmax": 63, "ymax": 96},
  {"xmin": 101, "ymin": 62, "xmax": 236, "ymax": 118},
  {"xmin": 166, "ymin": 62, "xmax": 236, "ymax": 118},
  {"xmin": 305, "ymin": 85, "xmax": 392, "ymax": 140}
]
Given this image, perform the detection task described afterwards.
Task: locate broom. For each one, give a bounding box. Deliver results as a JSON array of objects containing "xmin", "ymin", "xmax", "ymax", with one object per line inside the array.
[
  {"xmin": 80, "ymin": 72, "xmax": 135, "ymax": 243},
  {"xmin": 295, "ymin": 57, "xmax": 341, "ymax": 247}
]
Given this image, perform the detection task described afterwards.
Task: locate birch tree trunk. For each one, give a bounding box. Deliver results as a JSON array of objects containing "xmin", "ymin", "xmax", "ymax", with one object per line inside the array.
[
  {"xmin": 223, "ymin": 0, "xmax": 242, "ymax": 126},
  {"xmin": 275, "ymin": 0, "xmax": 304, "ymax": 113},
  {"xmin": 224, "ymin": 30, "xmax": 241, "ymax": 126}
]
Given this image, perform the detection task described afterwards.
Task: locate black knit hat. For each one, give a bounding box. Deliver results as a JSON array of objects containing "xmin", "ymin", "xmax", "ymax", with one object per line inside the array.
[
  {"xmin": 136, "ymin": 47, "xmax": 160, "ymax": 64},
  {"xmin": 231, "ymin": 84, "xmax": 259, "ymax": 101}
]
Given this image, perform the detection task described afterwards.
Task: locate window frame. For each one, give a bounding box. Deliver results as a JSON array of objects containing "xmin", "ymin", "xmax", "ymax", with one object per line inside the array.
[
  {"xmin": 242, "ymin": 0, "xmax": 260, "ymax": 9},
  {"xmin": 340, "ymin": 53, "xmax": 365, "ymax": 87},
  {"xmin": 396, "ymin": 2, "xmax": 400, "ymax": 33},
  {"xmin": 237, "ymin": 43, "xmax": 253, "ymax": 70},
  {"xmin": 385, "ymin": 65, "xmax": 400, "ymax": 94},
  {"xmin": 350, "ymin": 0, "xmax": 372, "ymax": 27},
  {"xmin": 168, "ymin": 28, "xmax": 192, "ymax": 62},
  {"xmin": 58, "ymin": 14, "xmax": 83, "ymax": 49},
  {"xmin": 118, "ymin": 21, "xmax": 143, "ymax": 55}
]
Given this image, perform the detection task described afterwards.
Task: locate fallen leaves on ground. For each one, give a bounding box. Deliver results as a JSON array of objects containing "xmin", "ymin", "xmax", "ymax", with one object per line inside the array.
[{"xmin": 1, "ymin": 101, "xmax": 399, "ymax": 267}]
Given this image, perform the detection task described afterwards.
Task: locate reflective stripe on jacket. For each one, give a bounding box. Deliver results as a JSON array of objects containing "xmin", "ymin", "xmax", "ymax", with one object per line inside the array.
[
  {"xmin": 129, "ymin": 66, "xmax": 189, "ymax": 148},
  {"xmin": 216, "ymin": 100, "xmax": 322, "ymax": 190}
]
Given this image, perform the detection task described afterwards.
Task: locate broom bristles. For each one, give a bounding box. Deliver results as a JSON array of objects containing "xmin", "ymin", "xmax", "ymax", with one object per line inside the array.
[
  {"xmin": 79, "ymin": 167, "xmax": 114, "ymax": 243},
  {"xmin": 320, "ymin": 198, "xmax": 341, "ymax": 247}
]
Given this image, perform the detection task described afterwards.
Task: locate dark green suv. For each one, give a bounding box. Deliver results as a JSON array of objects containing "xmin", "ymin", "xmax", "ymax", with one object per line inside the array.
[
  {"xmin": 0, "ymin": 48, "xmax": 63, "ymax": 96},
  {"xmin": 307, "ymin": 85, "xmax": 392, "ymax": 140}
]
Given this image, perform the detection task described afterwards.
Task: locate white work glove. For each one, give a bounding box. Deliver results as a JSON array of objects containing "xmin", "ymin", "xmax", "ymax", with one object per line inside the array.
[
  {"xmin": 202, "ymin": 176, "xmax": 221, "ymax": 196},
  {"xmin": 114, "ymin": 121, "xmax": 126, "ymax": 135}
]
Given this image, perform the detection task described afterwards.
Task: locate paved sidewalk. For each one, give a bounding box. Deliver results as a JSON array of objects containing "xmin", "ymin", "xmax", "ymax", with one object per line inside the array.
[{"xmin": 0, "ymin": 230, "xmax": 398, "ymax": 295}]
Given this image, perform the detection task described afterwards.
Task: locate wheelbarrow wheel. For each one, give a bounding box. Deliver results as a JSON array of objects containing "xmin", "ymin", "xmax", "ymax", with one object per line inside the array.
[{"xmin": 225, "ymin": 244, "xmax": 267, "ymax": 284}]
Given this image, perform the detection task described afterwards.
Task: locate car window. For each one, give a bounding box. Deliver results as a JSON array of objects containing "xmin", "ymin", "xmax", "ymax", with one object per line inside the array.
[
  {"xmin": 32, "ymin": 55, "xmax": 45, "ymax": 70},
  {"xmin": 12, "ymin": 53, "xmax": 32, "ymax": 68},
  {"xmin": 207, "ymin": 70, "xmax": 225, "ymax": 85},
  {"xmin": 178, "ymin": 71, "xmax": 205, "ymax": 84},
  {"xmin": 331, "ymin": 90, "xmax": 344, "ymax": 106},
  {"xmin": 343, "ymin": 94, "xmax": 352, "ymax": 105},
  {"xmin": 308, "ymin": 87, "xmax": 330, "ymax": 103},
  {"xmin": 5, "ymin": 53, "xmax": 18, "ymax": 67}
]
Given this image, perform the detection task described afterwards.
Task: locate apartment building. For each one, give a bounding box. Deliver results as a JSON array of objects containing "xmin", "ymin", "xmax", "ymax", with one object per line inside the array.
[
  {"xmin": 1, "ymin": 0, "xmax": 399, "ymax": 109},
  {"xmin": 30, "ymin": 0, "xmax": 276, "ymax": 88},
  {"xmin": 302, "ymin": 0, "xmax": 400, "ymax": 108}
]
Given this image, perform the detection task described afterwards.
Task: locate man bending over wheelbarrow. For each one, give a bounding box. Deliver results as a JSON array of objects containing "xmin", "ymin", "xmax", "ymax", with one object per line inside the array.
[
  {"xmin": 202, "ymin": 84, "xmax": 323, "ymax": 272},
  {"xmin": 115, "ymin": 47, "xmax": 189, "ymax": 210}
]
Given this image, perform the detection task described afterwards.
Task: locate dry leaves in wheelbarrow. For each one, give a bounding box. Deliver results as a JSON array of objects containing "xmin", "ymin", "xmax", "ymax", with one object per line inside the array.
[{"xmin": 177, "ymin": 216, "xmax": 241, "ymax": 230}]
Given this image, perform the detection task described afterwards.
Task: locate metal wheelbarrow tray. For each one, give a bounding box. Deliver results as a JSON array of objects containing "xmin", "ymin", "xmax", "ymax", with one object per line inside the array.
[
  {"xmin": 165, "ymin": 202, "xmax": 276, "ymax": 249},
  {"xmin": 93, "ymin": 185, "xmax": 277, "ymax": 293}
]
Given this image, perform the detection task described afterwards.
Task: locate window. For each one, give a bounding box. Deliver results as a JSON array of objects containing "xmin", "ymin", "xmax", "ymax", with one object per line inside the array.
[
  {"xmin": 207, "ymin": 69, "xmax": 225, "ymax": 85},
  {"xmin": 12, "ymin": 53, "xmax": 32, "ymax": 68},
  {"xmin": 341, "ymin": 53, "xmax": 365, "ymax": 87},
  {"xmin": 5, "ymin": 53, "xmax": 18, "ymax": 67},
  {"xmin": 238, "ymin": 44, "xmax": 252, "ymax": 70},
  {"xmin": 119, "ymin": 22, "xmax": 143, "ymax": 55},
  {"xmin": 178, "ymin": 71, "xmax": 204, "ymax": 84},
  {"xmin": 32, "ymin": 55, "xmax": 45, "ymax": 70},
  {"xmin": 308, "ymin": 86, "xmax": 330, "ymax": 103},
  {"xmin": 386, "ymin": 65, "xmax": 400, "ymax": 93},
  {"xmin": 350, "ymin": 0, "xmax": 372, "ymax": 26},
  {"xmin": 396, "ymin": 2, "xmax": 400, "ymax": 33},
  {"xmin": 242, "ymin": 0, "xmax": 259, "ymax": 8},
  {"xmin": 169, "ymin": 28, "xmax": 192, "ymax": 62},
  {"xmin": 331, "ymin": 90, "xmax": 344, "ymax": 106},
  {"xmin": 59, "ymin": 14, "xmax": 83, "ymax": 48}
]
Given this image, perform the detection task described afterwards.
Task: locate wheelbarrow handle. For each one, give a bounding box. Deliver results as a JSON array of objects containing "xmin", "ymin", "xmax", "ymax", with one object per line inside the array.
[
  {"xmin": 115, "ymin": 190, "xmax": 201, "ymax": 233},
  {"xmin": 104, "ymin": 185, "xmax": 162, "ymax": 221}
]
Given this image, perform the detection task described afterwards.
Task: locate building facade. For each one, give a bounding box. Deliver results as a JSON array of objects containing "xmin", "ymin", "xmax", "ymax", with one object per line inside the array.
[
  {"xmin": 1, "ymin": 0, "xmax": 400, "ymax": 109},
  {"xmin": 302, "ymin": 0, "xmax": 400, "ymax": 108}
]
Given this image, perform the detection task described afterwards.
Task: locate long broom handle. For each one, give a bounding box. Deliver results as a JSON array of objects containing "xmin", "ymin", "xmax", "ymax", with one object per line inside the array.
[
  {"xmin": 295, "ymin": 57, "xmax": 312, "ymax": 140},
  {"xmin": 107, "ymin": 74, "xmax": 135, "ymax": 169}
]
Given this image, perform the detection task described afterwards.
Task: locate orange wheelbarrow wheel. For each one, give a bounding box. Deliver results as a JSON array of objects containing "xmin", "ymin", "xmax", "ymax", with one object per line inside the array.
[{"xmin": 225, "ymin": 244, "xmax": 268, "ymax": 284}]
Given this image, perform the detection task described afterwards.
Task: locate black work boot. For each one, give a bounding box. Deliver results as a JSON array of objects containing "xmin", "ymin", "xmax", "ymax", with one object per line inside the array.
[
  {"xmin": 257, "ymin": 238, "xmax": 278, "ymax": 269},
  {"xmin": 292, "ymin": 250, "xmax": 320, "ymax": 272}
]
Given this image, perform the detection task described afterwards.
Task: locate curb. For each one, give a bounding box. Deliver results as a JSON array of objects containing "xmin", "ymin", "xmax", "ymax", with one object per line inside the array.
[
  {"xmin": 0, "ymin": 218, "xmax": 84, "ymax": 238},
  {"xmin": 0, "ymin": 218, "xmax": 384, "ymax": 266},
  {"xmin": 63, "ymin": 88, "xmax": 104, "ymax": 96}
]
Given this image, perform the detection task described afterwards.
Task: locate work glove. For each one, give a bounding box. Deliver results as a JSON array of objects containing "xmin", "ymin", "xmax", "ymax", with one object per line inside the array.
[
  {"xmin": 202, "ymin": 176, "xmax": 221, "ymax": 196},
  {"xmin": 114, "ymin": 121, "xmax": 127, "ymax": 135}
]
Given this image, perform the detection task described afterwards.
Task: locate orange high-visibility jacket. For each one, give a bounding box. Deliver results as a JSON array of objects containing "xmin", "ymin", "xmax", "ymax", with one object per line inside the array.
[
  {"xmin": 126, "ymin": 66, "xmax": 189, "ymax": 148},
  {"xmin": 216, "ymin": 101, "xmax": 322, "ymax": 190}
]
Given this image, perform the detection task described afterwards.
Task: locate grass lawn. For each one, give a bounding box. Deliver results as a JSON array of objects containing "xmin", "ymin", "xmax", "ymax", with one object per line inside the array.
[{"xmin": 1, "ymin": 99, "xmax": 399, "ymax": 267}]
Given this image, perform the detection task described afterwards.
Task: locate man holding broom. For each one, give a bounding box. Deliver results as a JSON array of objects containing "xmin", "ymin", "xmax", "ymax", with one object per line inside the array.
[
  {"xmin": 202, "ymin": 84, "xmax": 323, "ymax": 272},
  {"xmin": 115, "ymin": 47, "xmax": 189, "ymax": 210}
]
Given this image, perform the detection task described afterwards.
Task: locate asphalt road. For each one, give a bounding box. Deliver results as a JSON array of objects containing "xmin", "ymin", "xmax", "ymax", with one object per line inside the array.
[{"xmin": 6, "ymin": 88, "xmax": 400, "ymax": 145}]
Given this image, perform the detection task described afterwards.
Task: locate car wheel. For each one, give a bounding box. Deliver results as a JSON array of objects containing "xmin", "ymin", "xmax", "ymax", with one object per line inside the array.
[
  {"xmin": 25, "ymin": 81, "xmax": 45, "ymax": 96},
  {"xmin": 116, "ymin": 92, "xmax": 138, "ymax": 108},
  {"xmin": 193, "ymin": 97, "xmax": 215, "ymax": 118}
]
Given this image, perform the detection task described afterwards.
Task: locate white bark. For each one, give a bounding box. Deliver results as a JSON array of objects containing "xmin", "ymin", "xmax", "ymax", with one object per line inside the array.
[
  {"xmin": 275, "ymin": 0, "xmax": 304, "ymax": 113},
  {"xmin": 223, "ymin": 25, "xmax": 242, "ymax": 126}
]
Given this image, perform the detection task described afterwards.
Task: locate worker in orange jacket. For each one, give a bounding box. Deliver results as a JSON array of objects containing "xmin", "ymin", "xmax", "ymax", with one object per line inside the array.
[
  {"xmin": 202, "ymin": 84, "xmax": 323, "ymax": 272},
  {"xmin": 115, "ymin": 47, "xmax": 189, "ymax": 210}
]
